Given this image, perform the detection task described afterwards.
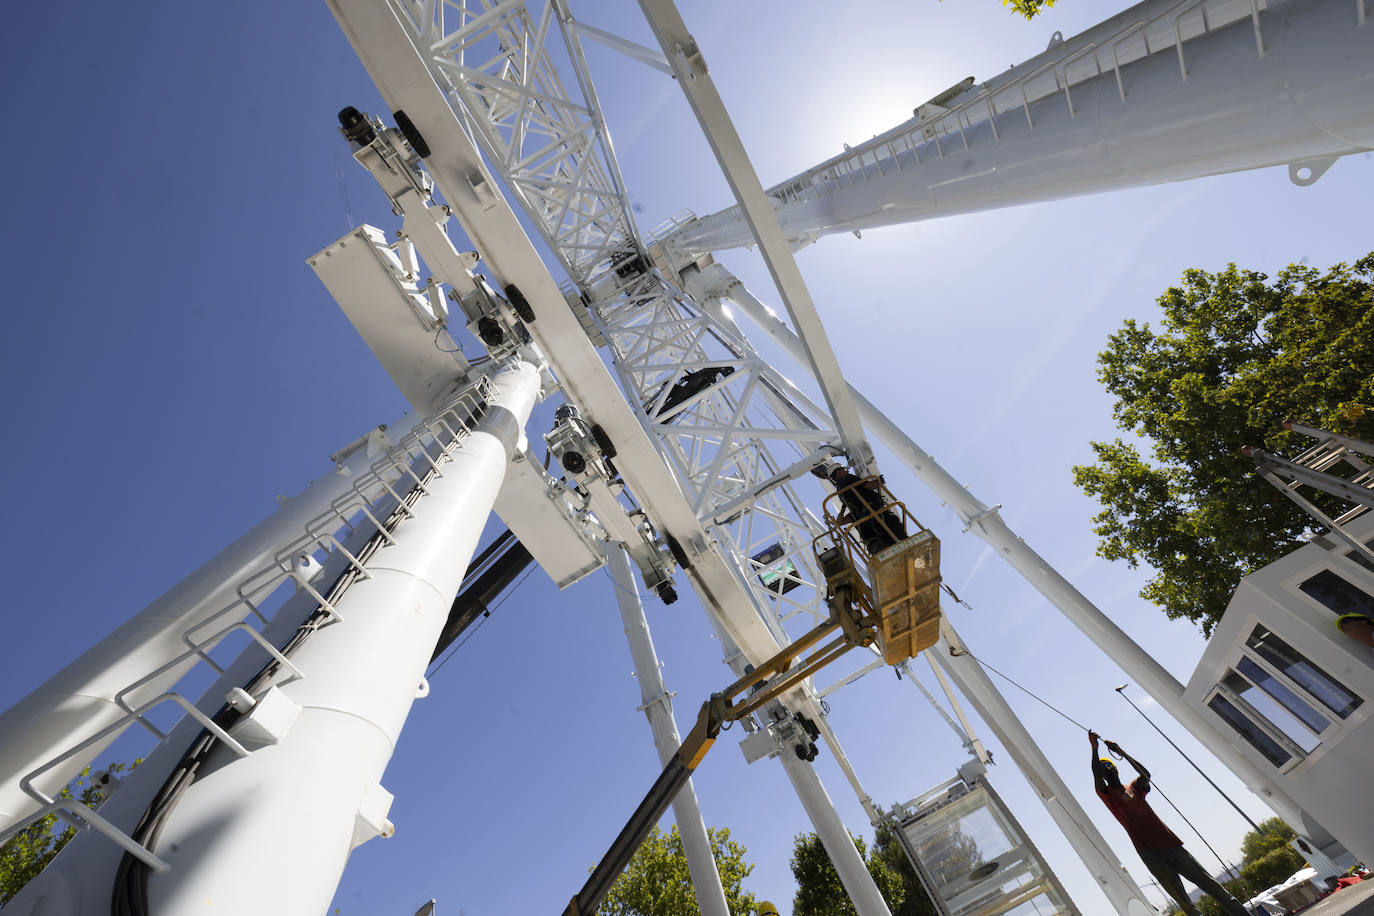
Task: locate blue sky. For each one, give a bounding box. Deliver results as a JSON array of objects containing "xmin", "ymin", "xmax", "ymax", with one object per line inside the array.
[{"xmin": 2, "ymin": 1, "xmax": 1372, "ymax": 914}]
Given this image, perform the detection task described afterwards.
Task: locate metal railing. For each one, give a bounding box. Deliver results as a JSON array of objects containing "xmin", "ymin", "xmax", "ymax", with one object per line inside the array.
[
  {"xmin": 0, "ymin": 377, "xmax": 494, "ymax": 875},
  {"xmin": 771, "ymin": 0, "xmax": 1278, "ymax": 207}
]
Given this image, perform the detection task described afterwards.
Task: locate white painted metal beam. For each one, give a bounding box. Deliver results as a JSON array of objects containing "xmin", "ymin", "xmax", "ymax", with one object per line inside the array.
[
  {"xmin": 779, "ymin": 751, "xmax": 894, "ymax": 916},
  {"xmin": 664, "ymin": 0, "xmax": 1374, "ymax": 257},
  {"xmin": 8, "ymin": 363, "xmax": 542, "ymax": 915},
  {"xmin": 327, "ymin": 0, "xmax": 788, "ymax": 673},
  {"xmin": 935, "ymin": 620, "xmax": 1154, "ymax": 916},
  {"xmin": 635, "ymin": 0, "xmax": 877, "ymax": 474},
  {"xmin": 566, "ymin": 16, "xmax": 671, "ymax": 75},
  {"xmin": 608, "ymin": 543, "xmax": 731, "ymax": 916},
  {"xmin": 0, "ymin": 433, "xmax": 395, "ymax": 834}
]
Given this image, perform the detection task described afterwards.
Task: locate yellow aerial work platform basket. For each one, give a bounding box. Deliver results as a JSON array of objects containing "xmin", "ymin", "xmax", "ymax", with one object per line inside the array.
[{"xmin": 819, "ymin": 474, "xmax": 942, "ymax": 665}]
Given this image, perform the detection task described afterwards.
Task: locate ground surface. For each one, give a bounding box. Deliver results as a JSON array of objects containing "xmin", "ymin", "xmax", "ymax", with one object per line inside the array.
[{"xmin": 1301, "ymin": 880, "xmax": 1374, "ymax": 916}]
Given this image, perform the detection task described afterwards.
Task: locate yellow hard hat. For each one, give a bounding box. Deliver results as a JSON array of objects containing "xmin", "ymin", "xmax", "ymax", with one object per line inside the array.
[{"xmin": 758, "ymin": 903, "xmax": 780, "ymax": 916}]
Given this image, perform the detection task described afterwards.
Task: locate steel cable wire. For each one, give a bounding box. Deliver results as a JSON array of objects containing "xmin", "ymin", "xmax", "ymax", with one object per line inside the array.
[{"xmin": 954, "ymin": 646, "xmax": 1258, "ymax": 904}]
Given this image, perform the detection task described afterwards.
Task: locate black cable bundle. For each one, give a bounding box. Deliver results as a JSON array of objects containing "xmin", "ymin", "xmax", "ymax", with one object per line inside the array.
[{"xmin": 107, "ymin": 425, "xmax": 462, "ymax": 914}]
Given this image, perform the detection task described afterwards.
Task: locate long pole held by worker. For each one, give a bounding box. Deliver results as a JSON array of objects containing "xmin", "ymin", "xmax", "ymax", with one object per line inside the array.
[{"xmin": 1114, "ymin": 684, "xmax": 1264, "ymax": 834}]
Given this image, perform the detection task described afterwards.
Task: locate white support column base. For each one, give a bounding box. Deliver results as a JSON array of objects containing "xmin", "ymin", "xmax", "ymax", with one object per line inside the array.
[
  {"xmin": 778, "ymin": 752, "xmax": 893, "ymax": 916},
  {"xmin": 608, "ymin": 544, "xmax": 731, "ymax": 916}
]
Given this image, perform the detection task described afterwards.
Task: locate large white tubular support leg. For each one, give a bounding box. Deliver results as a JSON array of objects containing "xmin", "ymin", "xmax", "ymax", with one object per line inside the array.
[
  {"xmin": 667, "ymin": 0, "xmax": 1374, "ymax": 256},
  {"xmin": 607, "ymin": 544, "xmax": 731, "ymax": 916},
  {"xmin": 811, "ymin": 713, "xmax": 882, "ymax": 825},
  {"xmin": 935, "ymin": 621, "xmax": 1152, "ymax": 916},
  {"xmin": 779, "ymin": 752, "xmax": 893, "ymax": 916},
  {"xmin": 124, "ymin": 361, "xmax": 537, "ymax": 916},
  {"xmin": 690, "ymin": 267, "xmax": 1308, "ymax": 825},
  {"xmin": 0, "ymin": 439, "xmax": 388, "ymax": 833}
]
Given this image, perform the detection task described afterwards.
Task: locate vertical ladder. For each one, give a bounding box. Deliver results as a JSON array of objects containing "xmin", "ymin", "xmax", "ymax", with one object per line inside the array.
[
  {"xmin": 1244, "ymin": 420, "xmax": 1374, "ymax": 564},
  {"xmin": 0, "ymin": 381, "xmax": 492, "ymax": 877}
]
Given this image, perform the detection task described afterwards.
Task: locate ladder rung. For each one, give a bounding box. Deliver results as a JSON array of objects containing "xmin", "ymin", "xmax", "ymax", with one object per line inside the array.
[
  {"xmin": 1333, "ymin": 506, "xmax": 1369, "ymax": 526},
  {"xmin": 1292, "ymin": 443, "xmax": 1348, "ymax": 470}
]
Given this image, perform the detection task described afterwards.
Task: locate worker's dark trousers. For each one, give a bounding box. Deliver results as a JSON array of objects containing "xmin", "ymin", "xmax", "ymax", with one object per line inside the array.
[{"xmin": 1138, "ymin": 845, "xmax": 1250, "ymax": 916}]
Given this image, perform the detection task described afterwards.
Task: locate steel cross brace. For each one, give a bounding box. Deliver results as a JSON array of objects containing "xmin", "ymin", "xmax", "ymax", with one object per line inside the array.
[{"xmin": 634, "ymin": 0, "xmax": 876, "ymax": 475}]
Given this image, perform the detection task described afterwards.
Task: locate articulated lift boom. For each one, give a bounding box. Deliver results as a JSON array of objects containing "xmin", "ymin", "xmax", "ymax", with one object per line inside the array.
[{"xmin": 565, "ymin": 479, "xmax": 942, "ymax": 915}]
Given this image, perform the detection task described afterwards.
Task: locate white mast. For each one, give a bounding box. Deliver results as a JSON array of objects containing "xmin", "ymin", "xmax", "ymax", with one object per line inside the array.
[
  {"xmin": 8, "ymin": 361, "xmax": 543, "ymax": 915},
  {"xmin": 659, "ymin": 0, "xmax": 1374, "ymax": 261}
]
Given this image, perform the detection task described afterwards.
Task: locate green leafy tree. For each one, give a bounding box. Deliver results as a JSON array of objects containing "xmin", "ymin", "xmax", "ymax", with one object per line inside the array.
[
  {"xmin": 1005, "ymin": 0, "xmax": 1054, "ymax": 18},
  {"xmin": 597, "ymin": 824, "xmax": 759, "ymax": 916},
  {"xmin": 790, "ymin": 829, "xmax": 936, "ymax": 916},
  {"xmin": 1240, "ymin": 817, "xmax": 1297, "ymax": 864},
  {"xmin": 1073, "ymin": 255, "xmax": 1374, "ymax": 634},
  {"xmin": 1, "ymin": 763, "xmax": 136, "ymax": 906},
  {"xmin": 1238, "ymin": 819, "xmax": 1305, "ymax": 896},
  {"xmin": 871, "ymin": 825, "xmax": 939, "ymax": 916}
]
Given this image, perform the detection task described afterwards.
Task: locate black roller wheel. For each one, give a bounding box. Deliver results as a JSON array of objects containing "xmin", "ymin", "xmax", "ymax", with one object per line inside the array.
[
  {"xmin": 505, "ymin": 283, "xmax": 536, "ymax": 323},
  {"xmin": 338, "ymin": 106, "xmax": 375, "ymax": 146},
  {"xmin": 392, "ymin": 109, "xmax": 431, "ymax": 158},
  {"xmin": 560, "ymin": 451, "xmax": 587, "ymax": 475},
  {"xmin": 665, "ymin": 534, "xmax": 691, "ymax": 570},
  {"xmin": 590, "ymin": 424, "xmax": 617, "ymax": 459}
]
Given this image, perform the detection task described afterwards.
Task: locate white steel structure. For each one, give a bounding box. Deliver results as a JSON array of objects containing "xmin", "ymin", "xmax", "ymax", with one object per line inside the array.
[
  {"xmin": 659, "ymin": 0, "xmax": 1374, "ymax": 260},
  {"xmin": 608, "ymin": 542, "xmax": 731, "ymax": 916},
  {"xmin": 2, "ymin": 0, "xmax": 1372, "ymax": 913}
]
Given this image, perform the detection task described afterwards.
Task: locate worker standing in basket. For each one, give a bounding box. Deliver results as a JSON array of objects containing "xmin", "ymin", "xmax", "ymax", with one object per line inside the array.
[
  {"xmin": 824, "ymin": 465, "xmax": 907, "ymax": 554},
  {"xmin": 1089, "ymin": 731, "xmax": 1251, "ymax": 916}
]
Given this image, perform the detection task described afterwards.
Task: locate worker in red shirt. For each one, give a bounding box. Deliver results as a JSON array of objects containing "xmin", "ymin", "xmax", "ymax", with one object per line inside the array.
[{"xmin": 1090, "ymin": 731, "xmax": 1251, "ymax": 916}]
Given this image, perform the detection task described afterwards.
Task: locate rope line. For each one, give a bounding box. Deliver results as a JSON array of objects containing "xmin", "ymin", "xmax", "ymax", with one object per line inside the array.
[
  {"xmin": 953, "ymin": 648, "xmax": 1093, "ymax": 732},
  {"xmin": 955, "ymin": 647, "xmax": 1260, "ymax": 904}
]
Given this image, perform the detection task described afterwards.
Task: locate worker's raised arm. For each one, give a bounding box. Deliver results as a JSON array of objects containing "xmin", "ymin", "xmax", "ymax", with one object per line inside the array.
[
  {"xmin": 1105, "ymin": 740, "xmax": 1149, "ymax": 783},
  {"xmin": 1089, "ymin": 731, "xmax": 1109, "ymax": 793}
]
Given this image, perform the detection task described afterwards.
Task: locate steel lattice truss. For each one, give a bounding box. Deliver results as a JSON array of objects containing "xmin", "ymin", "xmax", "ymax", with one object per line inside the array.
[
  {"xmin": 591, "ymin": 270, "xmax": 841, "ymax": 631},
  {"xmin": 392, "ymin": 0, "xmax": 640, "ymax": 287},
  {"xmin": 388, "ymin": 0, "xmax": 854, "ymax": 640}
]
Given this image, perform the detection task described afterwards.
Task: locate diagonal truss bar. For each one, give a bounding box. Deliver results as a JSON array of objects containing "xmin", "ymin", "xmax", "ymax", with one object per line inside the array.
[
  {"xmin": 330, "ymin": 0, "xmax": 794, "ymax": 676},
  {"xmin": 635, "ymin": 0, "xmax": 876, "ymax": 475},
  {"xmin": 377, "ymin": 3, "xmax": 887, "ymax": 748},
  {"xmin": 392, "ymin": 0, "xmax": 641, "ymax": 286},
  {"xmin": 589, "ymin": 270, "xmax": 842, "ymax": 629}
]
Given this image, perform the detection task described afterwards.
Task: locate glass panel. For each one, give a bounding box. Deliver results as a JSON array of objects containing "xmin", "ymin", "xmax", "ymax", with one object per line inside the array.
[
  {"xmin": 900, "ymin": 783, "xmax": 1073, "ymax": 916},
  {"xmin": 751, "ymin": 543, "xmax": 800, "ymax": 595},
  {"xmin": 1224, "ymin": 664, "xmax": 1323, "ymax": 752},
  {"xmin": 905, "ymin": 790, "xmax": 1012, "ymax": 886},
  {"xmin": 1209, "ymin": 693, "xmax": 1292, "ymax": 767},
  {"xmin": 1001, "ymin": 895, "xmax": 1065, "ymax": 916},
  {"xmin": 1236, "ymin": 657, "xmax": 1329, "ymax": 735},
  {"xmin": 1246, "ymin": 626, "xmax": 1363, "ymax": 718},
  {"xmin": 1297, "ymin": 569, "xmax": 1374, "ymax": 616}
]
